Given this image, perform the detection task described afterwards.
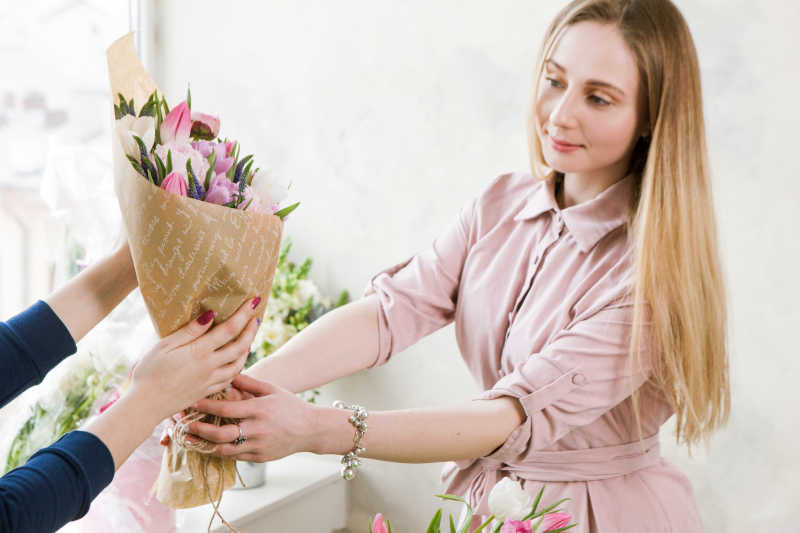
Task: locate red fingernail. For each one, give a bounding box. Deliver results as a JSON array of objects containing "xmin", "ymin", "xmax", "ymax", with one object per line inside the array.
[
  {"xmin": 197, "ymin": 310, "xmax": 215, "ymax": 325},
  {"xmin": 251, "ymin": 296, "xmax": 261, "ymax": 309}
]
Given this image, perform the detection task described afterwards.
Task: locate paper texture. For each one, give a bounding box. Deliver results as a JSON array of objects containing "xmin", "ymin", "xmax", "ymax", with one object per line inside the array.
[{"xmin": 106, "ymin": 33, "xmax": 282, "ymax": 509}]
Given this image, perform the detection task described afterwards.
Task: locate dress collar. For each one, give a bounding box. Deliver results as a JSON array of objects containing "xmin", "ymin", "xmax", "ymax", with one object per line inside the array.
[{"xmin": 514, "ymin": 173, "xmax": 634, "ymax": 253}]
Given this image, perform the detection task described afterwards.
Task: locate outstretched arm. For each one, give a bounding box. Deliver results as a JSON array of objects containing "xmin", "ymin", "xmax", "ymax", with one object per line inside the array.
[
  {"xmin": 45, "ymin": 242, "xmax": 138, "ymax": 344},
  {"xmin": 244, "ymin": 294, "xmax": 381, "ymax": 392},
  {"xmin": 189, "ymin": 374, "xmax": 525, "ymax": 464}
]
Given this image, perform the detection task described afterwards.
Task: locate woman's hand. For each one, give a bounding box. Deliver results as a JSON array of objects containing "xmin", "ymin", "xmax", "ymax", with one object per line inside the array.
[
  {"xmin": 186, "ymin": 374, "xmax": 316, "ymax": 462},
  {"xmin": 129, "ymin": 297, "xmax": 262, "ymax": 421}
]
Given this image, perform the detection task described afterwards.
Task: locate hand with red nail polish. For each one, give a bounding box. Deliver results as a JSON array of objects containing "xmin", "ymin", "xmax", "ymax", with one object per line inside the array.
[{"xmin": 128, "ymin": 298, "xmax": 261, "ymax": 421}]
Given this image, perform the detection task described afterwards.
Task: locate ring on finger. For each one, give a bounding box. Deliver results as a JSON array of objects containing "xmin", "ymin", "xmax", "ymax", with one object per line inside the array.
[{"xmin": 233, "ymin": 423, "xmax": 247, "ymax": 446}]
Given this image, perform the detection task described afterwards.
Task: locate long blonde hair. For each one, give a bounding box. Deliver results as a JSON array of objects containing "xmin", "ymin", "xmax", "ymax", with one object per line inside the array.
[{"xmin": 528, "ymin": 0, "xmax": 730, "ymax": 447}]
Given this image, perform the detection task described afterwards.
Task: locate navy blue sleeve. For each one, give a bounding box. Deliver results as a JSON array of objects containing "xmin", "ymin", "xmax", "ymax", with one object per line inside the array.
[
  {"xmin": 0, "ymin": 431, "xmax": 115, "ymax": 533},
  {"xmin": 1, "ymin": 300, "xmax": 77, "ymax": 408}
]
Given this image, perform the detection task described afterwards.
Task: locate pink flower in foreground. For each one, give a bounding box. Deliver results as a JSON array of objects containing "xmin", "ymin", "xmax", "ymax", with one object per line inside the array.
[
  {"xmin": 190, "ymin": 111, "xmax": 220, "ymax": 140},
  {"xmin": 160, "ymin": 101, "xmax": 191, "ymax": 145},
  {"xmin": 371, "ymin": 514, "xmax": 389, "ymax": 533},
  {"xmin": 161, "ymin": 171, "xmax": 188, "ymax": 196},
  {"xmin": 541, "ymin": 512, "xmax": 572, "ymax": 532},
  {"xmin": 500, "ymin": 519, "xmax": 532, "ymax": 533},
  {"xmin": 205, "ymin": 174, "xmax": 238, "ymax": 205}
]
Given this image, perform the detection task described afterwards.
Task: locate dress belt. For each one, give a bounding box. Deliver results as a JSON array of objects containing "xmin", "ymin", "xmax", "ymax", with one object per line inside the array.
[{"xmin": 441, "ymin": 434, "xmax": 661, "ymax": 516}]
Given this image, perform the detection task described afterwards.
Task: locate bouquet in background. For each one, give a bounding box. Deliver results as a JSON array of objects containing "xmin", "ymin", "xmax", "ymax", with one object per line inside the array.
[
  {"xmin": 107, "ymin": 33, "xmax": 287, "ymax": 513},
  {"xmin": 3, "ymin": 351, "xmax": 126, "ymax": 474},
  {"xmin": 370, "ymin": 479, "xmax": 576, "ymax": 533},
  {"xmin": 245, "ymin": 239, "xmax": 349, "ymax": 402}
]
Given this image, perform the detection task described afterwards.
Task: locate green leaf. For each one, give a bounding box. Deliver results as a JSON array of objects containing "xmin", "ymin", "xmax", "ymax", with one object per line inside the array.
[
  {"xmin": 154, "ymin": 153, "xmax": 167, "ymax": 185},
  {"xmin": 522, "ymin": 486, "xmax": 546, "ymax": 521},
  {"xmin": 472, "ymin": 516, "xmax": 496, "ymax": 533},
  {"xmin": 166, "ymin": 149, "xmax": 173, "ymax": 174},
  {"xmin": 491, "ymin": 520, "xmax": 504, "ymax": 533},
  {"xmin": 132, "ymin": 135, "xmax": 149, "ymax": 162},
  {"xmin": 386, "ymin": 519, "xmax": 392, "ymax": 533},
  {"xmin": 186, "ymin": 161, "xmax": 197, "ymax": 194},
  {"xmin": 242, "ymin": 159, "xmax": 254, "ymax": 185},
  {"xmin": 449, "ymin": 515, "xmax": 457, "ymax": 533},
  {"xmin": 126, "ymin": 155, "xmax": 148, "ymax": 179},
  {"xmin": 275, "ymin": 201, "xmax": 300, "ymax": 220},
  {"xmin": 426, "ymin": 509, "xmax": 442, "ymax": 533},
  {"xmin": 187, "ymin": 84, "xmax": 192, "ymax": 110},
  {"xmin": 241, "ymin": 198, "xmax": 253, "ymax": 211},
  {"xmin": 434, "ymin": 494, "xmax": 472, "ymax": 533},
  {"xmin": 133, "ymin": 135, "xmax": 158, "ymax": 182},
  {"xmin": 139, "ymin": 94, "xmax": 157, "ymax": 117},
  {"xmin": 117, "ymin": 93, "xmax": 127, "ymax": 110},
  {"xmin": 154, "ymin": 98, "xmax": 163, "ymax": 146},
  {"xmin": 530, "ymin": 498, "xmax": 570, "ymax": 519},
  {"xmin": 544, "ymin": 525, "xmax": 577, "ymax": 533}
]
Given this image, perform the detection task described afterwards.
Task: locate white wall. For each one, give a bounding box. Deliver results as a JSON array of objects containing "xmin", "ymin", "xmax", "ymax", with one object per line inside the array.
[{"xmin": 152, "ymin": 1, "xmax": 800, "ymax": 530}]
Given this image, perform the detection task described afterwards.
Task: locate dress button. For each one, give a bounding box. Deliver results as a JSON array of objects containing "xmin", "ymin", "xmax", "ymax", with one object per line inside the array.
[{"xmin": 571, "ymin": 373, "xmax": 587, "ymax": 386}]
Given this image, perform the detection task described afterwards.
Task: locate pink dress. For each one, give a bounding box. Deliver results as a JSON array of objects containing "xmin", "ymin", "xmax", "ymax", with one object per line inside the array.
[{"xmin": 364, "ymin": 172, "xmax": 704, "ymax": 532}]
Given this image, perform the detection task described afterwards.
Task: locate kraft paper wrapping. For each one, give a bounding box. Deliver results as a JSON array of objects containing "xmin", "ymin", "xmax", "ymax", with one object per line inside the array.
[{"xmin": 107, "ymin": 33, "xmax": 282, "ymax": 509}]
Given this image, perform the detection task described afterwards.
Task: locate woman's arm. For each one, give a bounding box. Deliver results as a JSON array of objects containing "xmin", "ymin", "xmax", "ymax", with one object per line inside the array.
[
  {"xmin": 188, "ymin": 374, "xmax": 526, "ymax": 464},
  {"xmin": 45, "ymin": 242, "xmax": 138, "ymax": 344},
  {"xmin": 244, "ymin": 294, "xmax": 380, "ymax": 392}
]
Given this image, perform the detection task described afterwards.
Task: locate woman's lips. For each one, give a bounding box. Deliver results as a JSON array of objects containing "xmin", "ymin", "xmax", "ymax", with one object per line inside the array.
[{"xmin": 549, "ymin": 135, "xmax": 582, "ymax": 153}]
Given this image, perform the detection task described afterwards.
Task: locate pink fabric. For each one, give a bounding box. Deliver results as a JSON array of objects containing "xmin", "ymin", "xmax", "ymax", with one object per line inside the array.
[{"xmin": 364, "ymin": 172, "xmax": 703, "ymax": 532}]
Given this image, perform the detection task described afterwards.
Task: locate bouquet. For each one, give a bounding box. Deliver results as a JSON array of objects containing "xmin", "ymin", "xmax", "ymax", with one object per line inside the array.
[
  {"xmin": 106, "ymin": 33, "xmax": 290, "ymax": 513},
  {"xmin": 370, "ymin": 479, "xmax": 576, "ymax": 533}
]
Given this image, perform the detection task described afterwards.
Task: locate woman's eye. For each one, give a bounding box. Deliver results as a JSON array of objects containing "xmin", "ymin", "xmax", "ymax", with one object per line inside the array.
[
  {"xmin": 545, "ymin": 77, "xmax": 562, "ymax": 88},
  {"xmin": 589, "ymin": 95, "xmax": 611, "ymax": 106}
]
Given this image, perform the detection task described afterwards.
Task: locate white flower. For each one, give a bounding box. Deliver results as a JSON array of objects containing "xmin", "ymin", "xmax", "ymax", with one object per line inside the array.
[
  {"xmin": 488, "ymin": 478, "xmax": 533, "ymax": 521},
  {"xmin": 250, "ymin": 169, "xmax": 290, "ymax": 207},
  {"xmin": 115, "ymin": 115, "xmax": 155, "ymax": 158},
  {"xmin": 155, "ymin": 141, "xmax": 209, "ymax": 180}
]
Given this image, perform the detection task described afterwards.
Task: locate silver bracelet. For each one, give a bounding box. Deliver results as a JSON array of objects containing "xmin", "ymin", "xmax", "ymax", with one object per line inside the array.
[{"xmin": 332, "ymin": 400, "xmax": 368, "ymax": 480}]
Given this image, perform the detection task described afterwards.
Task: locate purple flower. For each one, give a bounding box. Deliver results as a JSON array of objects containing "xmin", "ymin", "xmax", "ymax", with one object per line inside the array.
[
  {"xmin": 205, "ymin": 174, "xmax": 238, "ymax": 205},
  {"xmin": 191, "ymin": 140, "xmax": 235, "ymax": 175}
]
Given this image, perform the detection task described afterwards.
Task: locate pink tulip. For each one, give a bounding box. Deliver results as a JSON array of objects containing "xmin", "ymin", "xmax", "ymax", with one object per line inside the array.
[
  {"xmin": 499, "ymin": 519, "xmax": 532, "ymax": 533},
  {"xmin": 190, "ymin": 111, "xmax": 220, "ymax": 140},
  {"xmin": 371, "ymin": 513, "xmax": 389, "ymax": 533},
  {"xmin": 161, "ymin": 171, "xmax": 188, "ymax": 196},
  {"xmin": 205, "ymin": 174, "xmax": 238, "ymax": 205},
  {"xmin": 160, "ymin": 101, "xmax": 191, "ymax": 145},
  {"xmin": 541, "ymin": 512, "xmax": 572, "ymax": 532}
]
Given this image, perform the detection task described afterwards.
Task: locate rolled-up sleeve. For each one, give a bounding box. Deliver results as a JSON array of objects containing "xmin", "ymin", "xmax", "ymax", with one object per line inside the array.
[
  {"xmin": 480, "ymin": 297, "xmax": 652, "ymax": 459},
  {"xmin": 363, "ymin": 199, "xmax": 475, "ymax": 368}
]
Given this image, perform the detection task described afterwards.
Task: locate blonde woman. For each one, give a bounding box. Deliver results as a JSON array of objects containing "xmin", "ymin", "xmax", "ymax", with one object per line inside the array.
[{"xmin": 188, "ymin": 0, "xmax": 729, "ymax": 530}]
